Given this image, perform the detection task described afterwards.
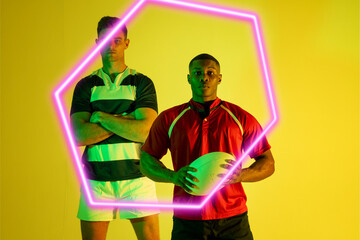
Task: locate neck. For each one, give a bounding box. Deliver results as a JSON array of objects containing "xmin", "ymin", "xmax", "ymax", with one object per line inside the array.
[
  {"xmin": 193, "ymin": 96, "xmax": 217, "ymax": 104},
  {"xmin": 102, "ymin": 59, "xmax": 127, "ymax": 76}
]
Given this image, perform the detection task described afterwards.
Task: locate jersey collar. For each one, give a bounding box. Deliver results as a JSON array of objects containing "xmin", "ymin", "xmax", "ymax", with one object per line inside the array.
[
  {"xmin": 93, "ymin": 67, "xmax": 136, "ymax": 90},
  {"xmin": 189, "ymin": 97, "xmax": 222, "ymax": 112}
]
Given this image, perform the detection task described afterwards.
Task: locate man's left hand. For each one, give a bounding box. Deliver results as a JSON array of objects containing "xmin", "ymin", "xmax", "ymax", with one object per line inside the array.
[
  {"xmin": 90, "ymin": 111, "xmax": 105, "ymax": 124},
  {"xmin": 218, "ymin": 159, "xmax": 243, "ymax": 185}
]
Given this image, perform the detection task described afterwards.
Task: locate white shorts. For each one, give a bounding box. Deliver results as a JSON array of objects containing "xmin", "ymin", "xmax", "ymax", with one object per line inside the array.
[{"xmin": 77, "ymin": 177, "xmax": 159, "ymax": 221}]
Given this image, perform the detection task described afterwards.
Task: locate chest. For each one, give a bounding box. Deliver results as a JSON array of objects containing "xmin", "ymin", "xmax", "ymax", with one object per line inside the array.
[
  {"xmin": 89, "ymin": 85, "xmax": 137, "ymax": 114},
  {"xmin": 170, "ymin": 110, "xmax": 243, "ymax": 157}
]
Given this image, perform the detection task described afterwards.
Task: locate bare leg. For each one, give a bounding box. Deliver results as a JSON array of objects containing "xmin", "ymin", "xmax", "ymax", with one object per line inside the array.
[
  {"xmin": 130, "ymin": 214, "xmax": 160, "ymax": 240},
  {"xmin": 80, "ymin": 220, "xmax": 110, "ymax": 240}
]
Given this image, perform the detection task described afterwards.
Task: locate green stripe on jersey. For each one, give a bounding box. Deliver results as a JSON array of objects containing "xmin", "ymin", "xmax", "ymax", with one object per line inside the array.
[{"xmin": 87, "ymin": 142, "xmax": 142, "ymax": 162}]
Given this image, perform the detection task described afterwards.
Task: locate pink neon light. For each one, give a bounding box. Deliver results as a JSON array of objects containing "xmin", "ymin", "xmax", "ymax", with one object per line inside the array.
[{"xmin": 53, "ymin": 0, "xmax": 278, "ymax": 209}]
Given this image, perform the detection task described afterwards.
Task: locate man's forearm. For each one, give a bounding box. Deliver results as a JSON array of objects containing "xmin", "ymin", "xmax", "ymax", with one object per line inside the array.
[
  {"xmin": 72, "ymin": 121, "xmax": 114, "ymax": 146},
  {"xmin": 91, "ymin": 109, "xmax": 157, "ymax": 143},
  {"xmin": 99, "ymin": 114, "xmax": 151, "ymax": 143},
  {"xmin": 140, "ymin": 151, "xmax": 176, "ymax": 183},
  {"xmin": 71, "ymin": 112, "xmax": 114, "ymax": 146},
  {"xmin": 141, "ymin": 151, "xmax": 200, "ymax": 192},
  {"xmin": 238, "ymin": 151, "xmax": 275, "ymax": 182}
]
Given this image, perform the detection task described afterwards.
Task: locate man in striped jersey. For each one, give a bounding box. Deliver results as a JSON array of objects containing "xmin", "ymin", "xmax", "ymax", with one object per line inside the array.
[
  {"xmin": 141, "ymin": 54, "xmax": 275, "ymax": 240},
  {"xmin": 70, "ymin": 16, "xmax": 159, "ymax": 240}
]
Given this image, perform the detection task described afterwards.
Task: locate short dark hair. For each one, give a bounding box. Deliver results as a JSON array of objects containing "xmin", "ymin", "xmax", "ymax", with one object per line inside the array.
[
  {"xmin": 189, "ymin": 53, "xmax": 220, "ymax": 70},
  {"xmin": 97, "ymin": 16, "xmax": 128, "ymax": 39}
]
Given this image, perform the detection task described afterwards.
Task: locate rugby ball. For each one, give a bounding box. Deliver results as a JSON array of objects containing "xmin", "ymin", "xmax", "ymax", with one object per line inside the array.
[{"xmin": 186, "ymin": 152, "xmax": 235, "ymax": 196}]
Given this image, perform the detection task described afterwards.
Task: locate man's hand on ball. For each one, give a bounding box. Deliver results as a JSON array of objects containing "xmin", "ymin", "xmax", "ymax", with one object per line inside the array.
[
  {"xmin": 219, "ymin": 159, "xmax": 243, "ymax": 185},
  {"xmin": 172, "ymin": 166, "xmax": 199, "ymax": 193}
]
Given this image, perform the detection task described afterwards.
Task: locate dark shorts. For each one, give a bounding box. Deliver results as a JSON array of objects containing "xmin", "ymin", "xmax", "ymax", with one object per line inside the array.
[{"xmin": 171, "ymin": 212, "xmax": 254, "ymax": 240}]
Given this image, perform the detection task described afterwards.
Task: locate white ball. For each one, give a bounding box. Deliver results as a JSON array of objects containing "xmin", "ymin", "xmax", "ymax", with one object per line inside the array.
[{"xmin": 186, "ymin": 152, "xmax": 235, "ymax": 196}]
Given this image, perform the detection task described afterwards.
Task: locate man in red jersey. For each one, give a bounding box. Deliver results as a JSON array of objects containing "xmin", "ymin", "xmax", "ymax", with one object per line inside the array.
[{"xmin": 140, "ymin": 53, "xmax": 275, "ymax": 240}]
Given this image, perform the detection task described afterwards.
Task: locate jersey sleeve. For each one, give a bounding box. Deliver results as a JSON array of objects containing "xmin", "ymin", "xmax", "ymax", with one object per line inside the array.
[
  {"xmin": 242, "ymin": 113, "xmax": 271, "ymax": 159},
  {"xmin": 134, "ymin": 74, "xmax": 158, "ymax": 113},
  {"xmin": 141, "ymin": 112, "xmax": 169, "ymax": 159},
  {"xmin": 70, "ymin": 77, "xmax": 92, "ymax": 115}
]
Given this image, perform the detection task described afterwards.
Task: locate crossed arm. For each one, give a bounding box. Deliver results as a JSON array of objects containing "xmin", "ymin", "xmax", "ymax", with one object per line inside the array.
[
  {"xmin": 140, "ymin": 149, "xmax": 275, "ymax": 193},
  {"xmin": 70, "ymin": 108, "xmax": 158, "ymax": 146}
]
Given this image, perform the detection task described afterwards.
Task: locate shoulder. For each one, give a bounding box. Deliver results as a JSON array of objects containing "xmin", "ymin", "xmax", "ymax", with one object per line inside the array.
[
  {"xmin": 161, "ymin": 103, "xmax": 190, "ymax": 116},
  {"xmin": 133, "ymin": 71, "xmax": 153, "ymax": 84},
  {"xmin": 75, "ymin": 73, "xmax": 103, "ymax": 88},
  {"xmin": 221, "ymin": 101, "xmax": 249, "ymax": 117},
  {"xmin": 122, "ymin": 71, "xmax": 155, "ymax": 88},
  {"xmin": 221, "ymin": 101, "xmax": 260, "ymax": 124},
  {"xmin": 157, "ymin": 103, "xmax": 190, "ymax": 123},
  {"xmin": 134, "ymin": 72, "xmax": 150, "ymax": 80}
]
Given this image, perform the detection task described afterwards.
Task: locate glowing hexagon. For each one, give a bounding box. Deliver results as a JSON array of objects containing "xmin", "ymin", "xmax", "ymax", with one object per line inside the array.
[{"xmin": 53, "ymin": 0, "xmax": 278, "ymax": 209}]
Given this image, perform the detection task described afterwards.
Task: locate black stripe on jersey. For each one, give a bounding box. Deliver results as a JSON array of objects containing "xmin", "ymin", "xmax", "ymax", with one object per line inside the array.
[
  {"xmin": 83, "ymin": 159, "xmax": 144, "ymax": 181},
  {"xmin": 96, "ymin": 134, "xmax": 141, "ymax": 145},
  {"xmin": 91, "ymin": 99, "xmax": 134, "ymax": 114}
]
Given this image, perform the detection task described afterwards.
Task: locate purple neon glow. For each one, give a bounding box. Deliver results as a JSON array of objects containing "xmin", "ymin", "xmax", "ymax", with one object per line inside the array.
[{"xmin": 53, "ymin": 0, "xmax": 278, "ymax": 209}]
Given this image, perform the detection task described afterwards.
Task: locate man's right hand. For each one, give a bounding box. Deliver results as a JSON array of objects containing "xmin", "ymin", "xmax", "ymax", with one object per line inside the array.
[{"xmin": 172, "ymin": 166, "xmax": 199, "ymax": 193}]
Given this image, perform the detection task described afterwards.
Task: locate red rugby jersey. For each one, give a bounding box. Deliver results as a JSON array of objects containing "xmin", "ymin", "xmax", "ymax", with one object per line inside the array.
[{"xmin": 142, "ymin": 98, "xmax": 271, "ymax": 220}]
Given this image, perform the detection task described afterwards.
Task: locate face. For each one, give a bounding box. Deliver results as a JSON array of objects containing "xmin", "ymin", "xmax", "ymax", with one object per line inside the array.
[
  {"xmin": 96, "ymin": 28, "xmax": 129, "ymax": 62},
  {"xmin": 188, "ymin": 59, "xmax": 222, "ymax": 103}
]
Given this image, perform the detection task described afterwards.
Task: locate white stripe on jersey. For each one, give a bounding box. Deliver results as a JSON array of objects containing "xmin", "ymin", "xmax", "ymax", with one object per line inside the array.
[
  {"xmin": 168, "ymin": 107, "xmax": 191, "ymax": 138},
  {"xmin": 90, "ymin": 85, "xmax": 136, "ymax": 102},
  {"xmin": 220, "ymin": 105, "xmax": 244, "ymax": 135}
]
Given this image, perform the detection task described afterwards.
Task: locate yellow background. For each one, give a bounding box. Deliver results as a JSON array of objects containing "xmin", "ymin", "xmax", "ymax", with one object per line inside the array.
[{"xmin": 1, "ymin": 0, "xmax": 359, "ymax": 239}]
